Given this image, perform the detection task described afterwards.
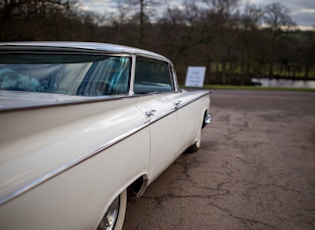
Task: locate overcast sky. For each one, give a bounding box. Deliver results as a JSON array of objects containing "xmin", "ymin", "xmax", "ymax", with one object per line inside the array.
[{"xmin": 78, "ymin": 0, "xmax": 315, "ymax": 30}]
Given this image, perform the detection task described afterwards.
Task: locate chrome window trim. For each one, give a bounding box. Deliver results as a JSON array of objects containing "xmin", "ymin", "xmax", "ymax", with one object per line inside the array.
[
  {"xmin": 128, "ymin": 54, "xmax": 137, "ymax": 95},
  {"xmin": 170, "ymin": 65, "xmax": 180, "ymax": 93},
  {"xmin": 132, "ymin": 55, "xmax": 176, "ymax": 94}
]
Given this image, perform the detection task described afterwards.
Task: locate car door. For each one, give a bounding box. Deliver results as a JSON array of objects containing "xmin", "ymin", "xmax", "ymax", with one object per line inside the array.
[
  {"xmin": 134, "ymin": 57, "xmax": 178, "ymax": 181},
  {"xmin": 165, "ymin": 66, "xmax": 204, "ymax": 156}
]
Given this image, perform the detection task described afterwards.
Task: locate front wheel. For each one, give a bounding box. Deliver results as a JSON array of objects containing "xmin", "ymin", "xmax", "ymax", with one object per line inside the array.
[{"xmin": 97, "ymin": 189, "xmax": 127, "ymax": 230}]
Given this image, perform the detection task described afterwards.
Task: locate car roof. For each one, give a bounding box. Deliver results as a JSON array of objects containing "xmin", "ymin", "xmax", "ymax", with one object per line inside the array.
[{"xmin": 0, "ymin": 41, "xmax": 171, "ymax": 62}]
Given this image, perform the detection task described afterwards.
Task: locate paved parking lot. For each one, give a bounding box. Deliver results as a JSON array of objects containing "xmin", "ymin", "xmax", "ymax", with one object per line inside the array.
[{"xmin": 123, "ymin": 90, "xmax": 315, "ymax": 230}]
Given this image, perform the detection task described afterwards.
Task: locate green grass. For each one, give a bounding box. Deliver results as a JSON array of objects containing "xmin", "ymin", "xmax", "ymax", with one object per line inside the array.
[{"xmin": 183, "ymin": 85, "xmax": 315, "ymax": 92}]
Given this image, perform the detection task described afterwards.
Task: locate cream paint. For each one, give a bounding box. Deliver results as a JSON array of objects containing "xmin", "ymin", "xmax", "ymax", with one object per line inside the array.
[
  {"xmin": 0, "ymin": 97, "xmax": 144, "ymax": 204},
  {"xmin": 0, "ymin": 94, "xmax": 209, "ymax": 229},
  {"xmin": 0, "ymin": 42, "xmax": 210, "ymax": 229}
]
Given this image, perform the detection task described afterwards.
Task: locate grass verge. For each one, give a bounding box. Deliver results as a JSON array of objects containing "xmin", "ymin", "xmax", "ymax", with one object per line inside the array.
[{"xmin": 183, "ymin": 85, "xmax": 315, "ymax": 92}]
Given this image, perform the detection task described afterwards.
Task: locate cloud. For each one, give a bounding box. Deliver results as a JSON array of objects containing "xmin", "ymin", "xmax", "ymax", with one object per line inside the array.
[
  {"xmin": 77, "ymin": 0, "xmax": 315, "ymax": 29},
  {"xmin": 78, "ymin": 0, "xmax": 118, "ymax": 14},
  {"xmin": 244, "ymin": 0, "xmax": 315, "ymax": 27},
  {"xmin": 291, "ymin": 10, "xmax": 315, "ymax": 28}
]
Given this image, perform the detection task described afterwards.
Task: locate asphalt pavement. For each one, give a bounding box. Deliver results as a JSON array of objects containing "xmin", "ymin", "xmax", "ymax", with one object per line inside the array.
[{"xmin": 123, "ymin": 90, "xmax": 315, "ymax": 230}]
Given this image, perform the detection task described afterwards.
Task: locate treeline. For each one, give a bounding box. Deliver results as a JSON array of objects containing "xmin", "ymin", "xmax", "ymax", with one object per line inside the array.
[{"xmin": 1, "ymin": 0, "xmax": 314, "ymax": 84}]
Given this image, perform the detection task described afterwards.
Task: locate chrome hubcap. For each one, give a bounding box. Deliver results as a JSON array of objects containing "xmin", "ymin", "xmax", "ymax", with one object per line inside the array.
[{"xmin": 98, "ymin": 196, "xmax": 120, "ymax": 230}]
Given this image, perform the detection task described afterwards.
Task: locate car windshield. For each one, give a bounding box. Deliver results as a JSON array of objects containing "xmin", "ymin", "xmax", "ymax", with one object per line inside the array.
[{"xmin": 0, "ymin": 53, "xmax": 131, "ymax": 96}]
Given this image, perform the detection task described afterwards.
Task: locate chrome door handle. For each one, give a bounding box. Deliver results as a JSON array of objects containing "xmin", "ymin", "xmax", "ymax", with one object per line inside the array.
[
  {"xmin": 145, "ymin": 109, "xmax": 156, "ymax": 118},
  {"xmin": 175, "ymin": 101, "xmax": 181, "ymax": 109}
]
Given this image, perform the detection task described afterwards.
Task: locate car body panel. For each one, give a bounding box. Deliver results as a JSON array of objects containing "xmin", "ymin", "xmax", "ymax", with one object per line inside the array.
[
  {"xmin": 0, "ymin": 128, "xmax": 150, "ymax": 229},
  {"xmin": 0, "ymin": 94, "xmax": 147, "ymax": 204},
  {"xmin": 136, "ymin": 94, "xmax": 178, "ymax": 180},
  {"xmin": 166, "ymin": 90, "xmax": 209, "ymax": 154},
  {"xmin": 0, "ymin": 42, "xmax": 210, "ymax": 229}
]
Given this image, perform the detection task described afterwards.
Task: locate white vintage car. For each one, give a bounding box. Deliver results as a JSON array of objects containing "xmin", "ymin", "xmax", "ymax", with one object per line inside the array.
[{"xmin": 0, "ymin": 42, "xmax": 211, "ymax": 230}]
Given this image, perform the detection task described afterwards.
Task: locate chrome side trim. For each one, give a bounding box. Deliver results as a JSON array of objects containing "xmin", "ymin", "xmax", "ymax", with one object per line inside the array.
[
  {"xmin": 0, "ymin": 122, "xmax": 150, "ymax": 206},
  {"xmin": 174, "ymin": 91, "xmax": 210, "ymax": 110},
  {"xmin": 0, "ymin": 91, "xmax": 210, "ymax": 205},
  {"xmin": 0, "ymin": 103, "xmax": 177, "ymax": 206}
]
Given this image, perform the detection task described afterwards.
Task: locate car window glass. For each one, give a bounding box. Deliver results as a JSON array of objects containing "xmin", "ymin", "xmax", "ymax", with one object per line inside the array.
[
  {"xmin": 134, "ymin": 58, "xmax": 173, "ymax": 94},
  {"xmin": 0, "ymin": 54, "xmax": 130, "ymax": 96}
]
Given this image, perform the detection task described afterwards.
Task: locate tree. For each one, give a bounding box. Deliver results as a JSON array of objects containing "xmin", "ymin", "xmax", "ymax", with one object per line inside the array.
[
  {"xmin": 202, "ymin": 0, "xmax": 240, "ymax": 16},
  {"xmin": 237, "ymin": 2, "xmax": 264, "ymax": 84},
  {"xmin": 0, "ymin": 0, "xmax": 76, "ymax": 41},
  {"xmin": 201, "ymin": 0, "xmax": 241, "ymax": 84},
  {"xmin": 302, "ymin": 29, "xmax": 315, "ymax": 78},
  {"xmin": 158, "ymin": 1, "xmax": 211, "ymax": 82},
  {"xmin": 121, "ymin": 0, "xmax": 159, "ymax": 45},
  {"xmin": 263, "ymin": 2, "xmax": 295, "ymax": 77}
]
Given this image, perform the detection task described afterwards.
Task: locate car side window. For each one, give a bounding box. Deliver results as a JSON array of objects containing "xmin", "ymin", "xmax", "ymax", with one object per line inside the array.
[
  {"xmin": 0, "ymin": 55, "xmax": 130, "ymax": 96},
  {"xmin": 134, "ymin": 57, "xmax": 174, "ymax": 94},
  {"xmin": 77, "ymin": 56, "xmax": 130, "ymax": 96}
]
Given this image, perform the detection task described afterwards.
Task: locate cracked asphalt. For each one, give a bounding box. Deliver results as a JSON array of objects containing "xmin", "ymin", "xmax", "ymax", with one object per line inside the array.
[{"xmin": 123, "ymin": 90, "xmax": 315, "ymax": 230}]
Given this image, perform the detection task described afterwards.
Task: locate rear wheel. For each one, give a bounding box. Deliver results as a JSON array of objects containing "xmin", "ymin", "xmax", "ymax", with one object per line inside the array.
[
  {"xmin": 97, "ymin": 189, "xmax": 127, "ymax": 230},
  {"xmin": 186, "ymin": 129, "xmax": 201, "ymax": 153}
]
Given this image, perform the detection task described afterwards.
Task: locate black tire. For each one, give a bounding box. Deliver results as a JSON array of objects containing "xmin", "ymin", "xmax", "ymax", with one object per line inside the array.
[{"xmin": 186, "ymin": 129, "xmax": 201, "ymax": 153}]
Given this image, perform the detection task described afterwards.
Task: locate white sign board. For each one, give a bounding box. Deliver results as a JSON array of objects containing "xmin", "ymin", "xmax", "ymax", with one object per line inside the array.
[{"xmin": 185, "ymin": 66, "xmax": 206, "ymax": 87}]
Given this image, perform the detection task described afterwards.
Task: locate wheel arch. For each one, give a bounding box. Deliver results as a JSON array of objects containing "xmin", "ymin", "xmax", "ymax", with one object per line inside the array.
[
  {"xmin": 202, "ymin": 109, "xmax": 208, "ymax": 128},
  {"xmin": 95, "ymin": 173, "xmax": 148, "ymax": 229},
  {"xmin": 128, "ymin": 174, "xmax": 149, "ymax": 198},
  {"xmin": 202, "ymin": 109, "xmax": 211, "ymax": 129}
]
